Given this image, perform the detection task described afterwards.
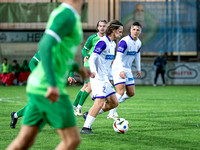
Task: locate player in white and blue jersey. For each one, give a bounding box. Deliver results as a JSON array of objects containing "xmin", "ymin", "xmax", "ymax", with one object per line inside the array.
[
  {"xmin": 80, "ymin": 20, "xmax": 123, "ymax": 134},
  {"xmin": 107, "ymin": 22, "xmax": 142, "ymax": 119}
]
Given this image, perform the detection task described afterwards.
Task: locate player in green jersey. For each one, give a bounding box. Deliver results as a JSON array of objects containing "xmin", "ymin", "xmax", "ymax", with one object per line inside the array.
[
  {"xmin": 10, "ymin": 51, "xmax": 77, "ymax": 129},
  {"xmin": 73, "ymin": 20, "xmax": 107, "ymax": 116},
  {"xmin": 7, "ymin": 1, "xmax": 90, "ymax": 150},
  {"xmin": 10, "ymin": 52, "xmax": 40, "ymax": 129}
]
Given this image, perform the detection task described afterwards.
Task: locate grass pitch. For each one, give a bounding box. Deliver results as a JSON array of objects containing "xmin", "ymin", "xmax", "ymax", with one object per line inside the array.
[{"xmin": 0, "ymin": 85, "xmax": 200, "ymax": 150}]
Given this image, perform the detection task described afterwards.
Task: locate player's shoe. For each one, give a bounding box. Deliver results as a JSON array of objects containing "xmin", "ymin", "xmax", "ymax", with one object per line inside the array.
[
  {"xmin": 107, "ymin": 112, "xmax": 118, "ymax": 120},
  {"xmin": 76, "ymin": 108, "xmax": 83, "ymax": 116},
  {"xmin": 10, "ymin": 112, "xmax": 18, "ymax": 128},
  {"xmin": 80, "ymin": 127, "xmax": 93, "ymax": 134},
  {"xmin": 82, "ymin": 112, "xmax": 88, "ymax": 120},
  {"xmin": 107, "ymin": 115, "xmax": 118, "ymax": 120}
]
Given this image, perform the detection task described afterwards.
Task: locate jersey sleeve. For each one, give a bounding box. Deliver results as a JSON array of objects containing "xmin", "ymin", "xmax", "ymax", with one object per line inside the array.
[
  {"xmin": 93, "ymin": 41, "xmax": 106, "ymax": 55},
  {"xmin": 115, "ymin": 40, "xmax": 128, "ymax": 71},
  {"xmin": 117, "ymin": 40, "xmax": 127, "ymax": 53},
  {"xmin": 82, "ymin": 36, "xmax": 93, "ymax": 57},
  {"xmin": 39, "ymin": 9, "xmax": 76, "ymax": 87}
]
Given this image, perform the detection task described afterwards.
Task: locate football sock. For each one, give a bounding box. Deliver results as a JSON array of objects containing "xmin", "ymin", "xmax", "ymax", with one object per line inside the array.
[
  {"xmin": 98, "ymin": 109, "xmax": 104, "ymax": 114},
  {"xmin": 77, "ymin": 104, "xmax": 82, "ymax": 109},
  {"xmin": 78, "ymin": 90, "xmax": 89, "ymax": 106},
  {"xmin": 119, "ymin": 91, "xmax": 130, "ymax": 103},
  {"xmin": 73, "ymin": 90, "xmax": 83, "ymax": 107},
  {"xmin": 83, "ymin": 114, "xmax": 95, "ymax": 128},
  {"xmin": 16, "ymin": 106, "xmax": 26, "ymax": 118},
  {"xmin": 108, "ymin": 93, "xmax": 122, "ymax": 116}
]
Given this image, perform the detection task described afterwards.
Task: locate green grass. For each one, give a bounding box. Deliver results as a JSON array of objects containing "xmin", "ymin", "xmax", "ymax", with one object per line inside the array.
[{"xmin": 0, "ymin": 85, "xmax": 200, "ymax": 150}]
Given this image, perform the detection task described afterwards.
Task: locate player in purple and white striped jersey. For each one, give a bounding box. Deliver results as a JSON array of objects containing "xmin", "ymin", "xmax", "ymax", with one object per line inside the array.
[
  {"xmin": 80, "ymin": 20, "xmax": 123, "ymax": 134},
  {"xmin": 108, "ymin": 22, "xmax": 142, "ymax": 119}
]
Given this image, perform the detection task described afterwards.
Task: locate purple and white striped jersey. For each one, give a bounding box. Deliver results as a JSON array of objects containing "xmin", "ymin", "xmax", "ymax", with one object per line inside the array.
[
  {"xmin": 89, "ymin": 36, "xmax": 116, "ymax": 81},
  {"xmin": 112, "ymin": 35, "xmax": 142, "ymax": 72}
]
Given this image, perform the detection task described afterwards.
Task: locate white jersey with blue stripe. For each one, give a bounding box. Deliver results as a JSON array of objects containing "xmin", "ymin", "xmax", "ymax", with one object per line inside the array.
[
  {"xmin": 89, "ymin": 36, "xmax": 116, "ymax": 80},
  {"xmin": 112, "ymin": 35, "xmax": 142, "ymax": 72}
]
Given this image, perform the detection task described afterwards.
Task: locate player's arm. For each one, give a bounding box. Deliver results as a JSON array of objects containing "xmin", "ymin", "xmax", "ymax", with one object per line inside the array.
[
  {"xmin": 39, "ymin": 9, "xmax": 75, "ymax": 102},
  {"xmin": 29, "ymin": 52, "xmax": 40, "ymax": 72},
  {"xmin": 135, "ymin": 46, "xmax": 141, "ymax": 78},
  {"xmin": 39, "ymin": 9, "xmax": 75, "ymax": 87},
  {"xmin": 116, "ymin": 40, "xmax": 127, "ymax": 79},
  {"xmin": 89, "ymin": 41, "xmax": 106, "ymax": 77},
  {"xmin": 82, "ymin": 36, "xmax": 93, "ymax": 62}
]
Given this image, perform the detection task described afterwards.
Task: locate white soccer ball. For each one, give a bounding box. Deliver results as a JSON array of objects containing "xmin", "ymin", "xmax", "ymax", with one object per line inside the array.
[{"xmin": 113, "ymin": 118, "xmax": 129, "ymax": 134}]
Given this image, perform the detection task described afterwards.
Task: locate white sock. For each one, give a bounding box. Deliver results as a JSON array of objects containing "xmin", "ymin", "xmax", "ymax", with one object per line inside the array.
[
  {"xmin": 14, "ymin": 113, "xmax": 18, "ymax": 118},
  {"xmin": 73, "ymin": 105, "xmax": 77, "ymax": 109},
  {"xmin": 98, "ymin": 109, "xmax": 104, "ymax": 114},
  {"xmin": 77, "ymin": 104, "xmax": 82, "ymax": 109},
  {"xmin": 83, "ymin": 114, "xmax": 95, "ymax": 129},
  {"xmin": 119, "ymin": 91, "xmax": 130, "ymax": 103},
  {"xmin": 108, "ymin": 93, "xmax": 122, "ymax": 116}
]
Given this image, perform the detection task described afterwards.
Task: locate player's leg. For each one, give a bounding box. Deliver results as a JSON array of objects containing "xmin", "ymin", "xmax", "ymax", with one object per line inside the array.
[
  {"xmin": 161, "ymin": 70, "xmax": 166, "ymax": 86},
  {"xmin": 102, "ymin": 94, "xmax": 118, "ymax": 112},
  {"xmin": 119, "ymin": 85, "xmax": 135, "ymax": 103},
  {"xmin": 107, "ymin": 83, "xmax": 125, "ymax": 119},
  {"xmin": 80, "ymin": 97, "xmax": 105, "ymax": 134},
  {"xmin": 10, "ymin": 106, "xmax": 27, "ymax": 128},
  {"xmin": 7, "ymin": 125, "xmax": 39, "ymax": 150},
  {"xmin": 76, "ymin": 82, "xmax": 91, "ymax": 116},
  {"xmin": 56, "ymin": 126, "xmax": 80, "ymax": 150},
  {"xmin": 154, "ymin": 69, "xmax": 159, "ymax": 86},
  {"xmin": 73, "ymin": 83, "xmax": 88, "ymax": 115}
]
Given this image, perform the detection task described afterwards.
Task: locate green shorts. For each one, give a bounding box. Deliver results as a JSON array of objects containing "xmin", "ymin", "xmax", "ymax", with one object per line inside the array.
[{"xmin": 22, "ymin": 93, "xmax": 76, "ymax": 131}]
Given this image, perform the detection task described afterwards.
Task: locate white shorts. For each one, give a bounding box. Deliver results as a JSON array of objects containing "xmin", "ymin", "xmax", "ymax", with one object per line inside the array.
[
  {"xmin": 112, "ymin": 69, "xmax": 135, "ymax": 86},
  {"xmin": 90, "ymin": 78, "xmax": 116, "ymax": 100}
]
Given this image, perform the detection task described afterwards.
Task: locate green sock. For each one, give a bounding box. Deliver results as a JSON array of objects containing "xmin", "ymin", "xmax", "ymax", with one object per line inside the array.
[
  {"xmin": 73, "ymin": 91, "xmax": 83, "ymax": 107},
  {"xmin": 78, "ymin": 90, "xmax": 89, "ymax": 106},
  {"xmin": 16, "ymin": 106, "xmax": 27, "ymax": 118}
]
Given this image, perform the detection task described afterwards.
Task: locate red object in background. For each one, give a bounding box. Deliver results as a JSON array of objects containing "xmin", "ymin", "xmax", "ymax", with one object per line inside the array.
[
  {"xmin": 0, "ymin": 73, "xmax": 16, "ymax": 86},
  {"xmin": 18, "ymin": 72, "xmax": 30, "ymax": 82},
  {"xmin": 0, "ymin": 72, "xmax": 30, "ymax": 86}
]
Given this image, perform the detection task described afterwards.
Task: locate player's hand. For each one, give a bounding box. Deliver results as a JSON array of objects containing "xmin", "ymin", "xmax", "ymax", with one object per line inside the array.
[
  {"xmin": 120, "ymin": 71, "xmax": 126, "ymax": 79},
  {"xmin": 84, "ymin": 56, "xmax": 89, "ymax": 63},
  {"xmin": 68, "ymin": 77, "xmax": 76, "ymax": 85},
  {"xmin": 78, "ymin": 67, "xmax": 91, "ymax": 80},
  {"xmin": 137, "ymin": 70, "xmax": 142, "ymax": 78},
  {"xmin": 45, "ymin": 87, "xmax": 60, "ymax": 103},
  {"xmin": 91, "ymin": 72, "xmax": 96, "ymax": 78}
]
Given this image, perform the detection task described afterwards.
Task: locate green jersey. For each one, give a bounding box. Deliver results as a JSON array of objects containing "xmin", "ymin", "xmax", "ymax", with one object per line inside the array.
[
  {"xmin": 27, "ymin": 3, "xmax": 83, "ymax": 95},
  {"xmin": 82, "ymin": 33, "xmax": 101, "ymax": 68}
]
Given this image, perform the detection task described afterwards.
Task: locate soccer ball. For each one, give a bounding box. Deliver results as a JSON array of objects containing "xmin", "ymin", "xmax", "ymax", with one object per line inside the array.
[{"xmin": 113, "ymin": 118, "xmax": 129, "ymax": 134}]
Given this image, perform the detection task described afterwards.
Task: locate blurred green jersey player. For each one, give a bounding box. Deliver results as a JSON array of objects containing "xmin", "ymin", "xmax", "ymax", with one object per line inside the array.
[
  {"xmin": 10, "ymin": 52, "xmax": 40, "ymax": 129},
  {"xmin": 7, "ymin": 1, "xmax": 91, "ymax": 150},
  {"xmin": 73, "ymin": 20, "xmax": 107, "ymax": 116}
]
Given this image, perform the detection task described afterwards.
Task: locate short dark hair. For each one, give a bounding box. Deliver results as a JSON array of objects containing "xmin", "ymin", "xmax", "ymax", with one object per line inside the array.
[
  {"xmin": 106, "ymin": 20, "xmax": 123, "ymax": 36},
  {"xmin": 96, "ymin": 20, "xmax": 107, "ymax": 31},
  {"xmin": 132, "ymin": 22, "xmax": 142, "ymax": 28}
]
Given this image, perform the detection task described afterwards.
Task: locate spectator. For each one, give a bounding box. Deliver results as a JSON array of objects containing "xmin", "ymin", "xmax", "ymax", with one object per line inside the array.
[
  {"xmin": 11, "ymin": 60, "xmax": 20, "ymax": 85},
  {"xmin": 0, "ymin": 58, "xmax": 11, "ymax": 74},
  {"xmin": 20, "ymin": 60, "xmax": 30, "ymax": 72},
  {"xmin": 153, "ymin": 50, "xmax": 167, "ymax": 86}
]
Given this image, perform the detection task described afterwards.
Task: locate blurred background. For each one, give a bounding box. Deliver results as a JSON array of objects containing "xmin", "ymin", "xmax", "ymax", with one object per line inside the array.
[{"xmin": 0, "ymin": 0, "xmax": 200, "ymax": 85}]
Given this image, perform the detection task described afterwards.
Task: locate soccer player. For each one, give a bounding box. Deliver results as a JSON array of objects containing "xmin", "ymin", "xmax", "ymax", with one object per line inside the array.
[
  {"xmin": 80, "ymin": 20, "xmax": 123, "ymax": 134},
  {"xmin": 73, "ymin": 20, "xmax": 107, "ymax": 116},
  {"xmin": 107, "ymin": 22, "xmax": 142, "ymax": 119},
  {"xmin": 10, "ymin": 52, "xmax": 40, "ymax": 128},
  {"xmin": 7, "ymin": 0, "xmax": 90, "ymax": 150}
]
